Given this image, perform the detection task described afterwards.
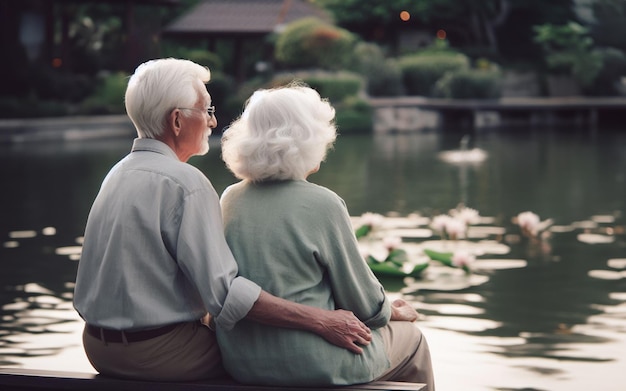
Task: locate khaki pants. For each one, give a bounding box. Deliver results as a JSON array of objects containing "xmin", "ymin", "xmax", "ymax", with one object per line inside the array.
[
  {"xmin": 375, "ymin": 321, "xmax": 436, "ymax": 391},
  {"xmin": 83, "ymin": 320, "xmax": 434, "ymax": 388},
  {"xmin": 82, "ymin": 321, "xmax": 225, "ymax": 381}
]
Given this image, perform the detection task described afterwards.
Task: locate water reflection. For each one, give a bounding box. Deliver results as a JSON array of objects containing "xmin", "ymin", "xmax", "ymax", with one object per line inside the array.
[{"xmin": 1, "ymin": 129, "xmax": 626, "ymax": 390}]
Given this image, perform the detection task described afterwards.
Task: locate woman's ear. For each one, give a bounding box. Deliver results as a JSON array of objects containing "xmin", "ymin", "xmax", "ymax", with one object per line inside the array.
[{"xmin": 307, "ymin": 164, "xmax": 320, "ymax": 177}]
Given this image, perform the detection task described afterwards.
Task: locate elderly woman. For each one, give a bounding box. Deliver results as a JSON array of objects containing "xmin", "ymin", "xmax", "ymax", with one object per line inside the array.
[{"xmin": 218, "ymin": 84, "xmax": 435, "ymax": 389}]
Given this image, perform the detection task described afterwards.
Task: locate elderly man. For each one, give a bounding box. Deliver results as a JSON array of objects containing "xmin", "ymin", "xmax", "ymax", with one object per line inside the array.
[{"xmin": 73, "ymin": 58, "xmax": 371, "ymax": 381}]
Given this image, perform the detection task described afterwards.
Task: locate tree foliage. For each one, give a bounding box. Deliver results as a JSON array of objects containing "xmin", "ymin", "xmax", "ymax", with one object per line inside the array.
[
  {"xmin": 590, "ymin": 0, "xmax": 626, "ymax": 52},
  {"xmin": 314, "ymin": 0, "xmax": 576, "ymax": 62},
  {"xmin": 533, "ymin": 22, "xmax": 603, "ymax": 86}
]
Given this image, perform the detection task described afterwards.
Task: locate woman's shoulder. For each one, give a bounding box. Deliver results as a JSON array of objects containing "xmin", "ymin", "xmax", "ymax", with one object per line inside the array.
[
  {"xmin": 222, "ymin": 180, "xmax": 346, "ymax": 212},
  {"xmin": 288, "ymin": 181, "xmax": 348, "ymax": 215},
  {"xmin": 296, "ymin": 181, "xmax": 343, "ymax": 201}
]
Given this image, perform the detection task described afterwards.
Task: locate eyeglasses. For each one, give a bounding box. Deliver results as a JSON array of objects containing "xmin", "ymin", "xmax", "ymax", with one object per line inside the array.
[{"xmin": 178, "ymin": 106, "xmax": 216, "ymax": 118}]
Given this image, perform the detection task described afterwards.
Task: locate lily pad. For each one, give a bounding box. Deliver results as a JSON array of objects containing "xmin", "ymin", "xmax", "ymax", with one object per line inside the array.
[
  {"xmin": 588, "ymin": 270, "xmax": 625, "ymax": 280},
  {"xmin": 549, "ymin": 225, "xmax": 576, "ymax": 233},
  {"xmin": 467, "ymin": 226, "xmax": 506, "ymax": 239},
  {"xmin": 607, "ymin": 258, "xmax": 626, "ymax": 269},
  {"xmin": 368, "ymin": 261, "xmax": 429, "ymax": 279},
  {"xmin": 473, "ymin": 259, "xmax": 528, "ymax": 270},
  {"xmin": 591, "ymin": 215, "xmax": 616, "ymax": 224},
  {"xmin": 403, "ymin": 271, "xmax": 489, "ymax": 293},
  {"xmin": 577, "ymin": 233, "xmax": 615, "ymax": 244},
  {"xmin": 384, "ymin": 228, "xmax": 433, "ymax": 239}
]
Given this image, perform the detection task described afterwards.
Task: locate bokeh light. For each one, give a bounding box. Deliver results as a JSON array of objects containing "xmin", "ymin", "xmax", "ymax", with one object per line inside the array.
[{"xmin": 400, "ymin": 11, "xmax": 411, "ymax": 22}]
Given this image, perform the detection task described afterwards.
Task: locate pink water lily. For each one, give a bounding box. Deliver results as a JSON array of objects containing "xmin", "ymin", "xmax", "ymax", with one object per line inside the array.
[
  {"xmin": 361, "ymin": 212, "xmax": 384, "ymax": 229},
  {"xmin": 383, "ymin": 236, "xmax": 403, "ymax": 251},
  {"xmin": 452, "ymin": 250, "xmax": 475, "ymax": 269},
  {"xmin": 445, "ymin": 218, "xmax": 467, "ymax": 240},
  {"xmin": 516, "ymin": 211, "xmax": 541, "ymax": 237},
  {"xmin": 430, "ymin": 214, "xmax": 453, "ymax": 234},
  {"xmin": 450, "ymin": 206, "xmax": 480, "ymax": 225}
]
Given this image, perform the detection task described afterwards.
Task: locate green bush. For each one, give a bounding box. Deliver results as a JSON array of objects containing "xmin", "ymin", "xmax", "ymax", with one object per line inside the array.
[
  {"xmin": 80, "ymin": 71, "xmax": 128, "ymax": 114},
  {"xmin": 301, "ymin": 72, "xmax": 363, "ymax": 103},
  {"xmin": 263, "ymin": 71, "xmax": 363, "ymax": 103},
  {"xmin": 434, "ymin": 69, "xmax": 502, "ymax": 99},
  {"xmin": 334, "ymin": 96, "xmax": 373, "ymax": 134},
  {"xmin": 236, "ymin": 72, "xmax": 371, "ymax": 133},
  {"xmin": 399, "ymin": 52, "xmax": 470, "ymax": 96},
  {"xmin": 0, "ymin": 96, "xmax": 68, "ymax": 118},
  {"xmin": 161, "ymin": 45, "xmax": 224, "ymax": 72},
  {"xmin": 206, "ymin": 72, "xmax": 239, "ymax": 131},
  {"xmin": 583, "ymin": 47, "xmax": 626, "ymax": 96},
  {"xmin": 186, "ymin": 50, "xmax": 224, "ymax": 72},
  {"xmin": 32, "ymin": 67, "xmax": 94, "ymax": 103},
  {"xmin": 348, "ymin": 42, "xmax": 404, "ymax": 97},
  {"xmin": 275, "ymin": 17, "xmax": 357, "ymax": 70}
]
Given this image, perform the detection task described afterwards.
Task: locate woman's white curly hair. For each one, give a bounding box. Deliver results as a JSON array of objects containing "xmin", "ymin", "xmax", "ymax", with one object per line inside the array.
[{"xmin": 221, "ymin": 82, "xmax": 337, "ymax": 182}]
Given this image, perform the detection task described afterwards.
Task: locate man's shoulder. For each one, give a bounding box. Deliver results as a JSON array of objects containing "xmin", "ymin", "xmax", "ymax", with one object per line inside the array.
[{"xmin": 117, "ymin": 153, "xmax": 213, "ymax": 193}]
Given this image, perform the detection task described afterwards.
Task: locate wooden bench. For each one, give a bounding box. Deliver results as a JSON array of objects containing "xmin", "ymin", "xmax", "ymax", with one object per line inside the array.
[{"xmin": 0, "ymin": 368, "xmax": 426, "ymax": 391}]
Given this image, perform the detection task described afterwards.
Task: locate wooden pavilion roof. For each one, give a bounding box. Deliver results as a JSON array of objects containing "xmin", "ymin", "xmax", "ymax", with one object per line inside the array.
[
  {"xmin": 164, "ymin": 0, "xmax": 331, "ymax": 36},
  {"xmin": 53, "ymin": 0, "xmax": 180, "ymax": 4}
]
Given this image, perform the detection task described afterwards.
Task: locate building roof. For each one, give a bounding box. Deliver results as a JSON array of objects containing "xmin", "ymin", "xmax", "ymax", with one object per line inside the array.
[
  {"xmin": 55, "ymin": 0, "xmax": 180, "ymax": 5},
  {"xmin": 164, "ymin": 0, "xmax": 331, "ymax": 36}
]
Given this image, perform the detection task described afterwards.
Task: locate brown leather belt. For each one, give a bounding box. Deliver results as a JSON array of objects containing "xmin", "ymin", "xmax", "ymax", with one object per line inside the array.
[{"xmin": 86, "ymin": 323, "xmax": 179, "ymax": 343}]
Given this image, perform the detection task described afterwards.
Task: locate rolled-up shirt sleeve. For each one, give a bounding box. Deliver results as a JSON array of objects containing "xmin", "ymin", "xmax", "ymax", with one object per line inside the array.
[
  {"xmin": 216, "ymin": 276, "xmax": 262, "ymax": 330},
  {"xmin": 174, "ymin": 182, "xmax": 261, "ymax": 329}
]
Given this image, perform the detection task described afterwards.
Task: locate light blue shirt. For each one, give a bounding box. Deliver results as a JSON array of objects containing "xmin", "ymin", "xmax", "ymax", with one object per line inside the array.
[{"xmin": 73, "ymin": 138, "xmax": 261, "ymax": 331}]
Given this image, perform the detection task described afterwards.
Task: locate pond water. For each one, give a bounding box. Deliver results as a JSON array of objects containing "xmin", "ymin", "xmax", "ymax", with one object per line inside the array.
[{"xmin": 1, "ymin": 127, "xmax": 625, "ymax": 391}]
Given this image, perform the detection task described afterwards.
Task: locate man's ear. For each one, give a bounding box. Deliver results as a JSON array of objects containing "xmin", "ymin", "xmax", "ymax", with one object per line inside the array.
[{"xmin": 169, "ymin": 109, "xmax": 182, "ymax": 137}]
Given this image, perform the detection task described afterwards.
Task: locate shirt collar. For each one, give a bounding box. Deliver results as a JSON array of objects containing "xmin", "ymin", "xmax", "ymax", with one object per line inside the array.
[{"xmin": 131, "ymin": 138, "xmax": 179, "ymax": 161}]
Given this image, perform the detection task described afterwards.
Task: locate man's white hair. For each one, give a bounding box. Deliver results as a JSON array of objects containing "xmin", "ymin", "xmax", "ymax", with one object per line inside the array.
[{"xmin": 125, "ymin": 58, "xmax": 211, "ymax": 139}]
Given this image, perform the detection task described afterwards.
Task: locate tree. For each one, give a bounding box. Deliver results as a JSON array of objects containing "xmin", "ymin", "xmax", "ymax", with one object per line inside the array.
[
  {"xmin": 590, "ymin": 0, "xmax": 626, "ymax": 52},
  {"xmin": 314, "ymin": 0, "xmax": 576, "ymax": 62},
  {"xmin": 533, "ymin": 22, "xmax": 602, "ymax": 87}
]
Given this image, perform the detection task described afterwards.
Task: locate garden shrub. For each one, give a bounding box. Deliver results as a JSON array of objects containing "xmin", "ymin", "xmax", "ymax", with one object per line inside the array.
[
  {"xmin": 0, "ymin": 96, "xmax": 67, "ymax": 118},
  {"xmin": 275, "ymin": 17, "xmax": 356, "ymax": 70},
  {"xmin": 32, "ymin": 67, "xmax": 94, "ymax": 103},
  {"xmin": 80, "ymin": 71, "xmax": 128, "ymax": 114},
  {"xmin": 334, "ymin": 96, "xmax": 373, "ymax": 134},
  {"xmin": 161, "ymin": 45, "xmax": 224, "ymax": 72},
  {"xmin": 398, "ymin": 52, "xmax": 470, "ymax": 96},
  {"xmin": 434, "ymin": 69, "xmax": 503, "ymax": 99},
  {"xmin": 263, "ymin": 71, "xmax": 363, "ymax": 103},
  {"xmin": 301, "ymin": 72, "xmax": 363, "ymax": 103},
  {"xmin": 206, "ymin": 72, "xmax": 240, "ymax": 131},
  {"xmin": 185, "ymin": 49, "xmax": 224, "ymax": 72},
  {"xmin": 583, "ymin": 47, "xmax": 626, "ymax": 96},
  {"xmin": 241, "ymin": 72, "xmax": 371, "ymax": 133},
  {"xmin": 348, "ymin": 42, "xmax": 404, "ymax": 97}
]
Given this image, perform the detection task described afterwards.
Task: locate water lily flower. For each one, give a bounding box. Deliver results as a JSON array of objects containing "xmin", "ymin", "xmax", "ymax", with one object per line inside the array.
[
  {"xmin": 445, "ymin": 218, "xmax": 467, "ymax": 240},
  {"xmin": 356, "ymin": 212, "xmax": 385, "ymax": 239},
  {"xmin": 383, "ymin": 236, "xmax": 403, "ymax": 251},
  {"xmin": 430, "ymin": 214, "xmax": 453, "ymax": 234},
  {"xmin": 516, "ymin": 211, "xmax": 541, "ymax": 237},
  {"xmin": 452, "ymin": 250, "xmax": 475, "ymax": 269},
  {"xmin": 361, "ymin": 212, "xmax": 384, "ymax": 229},
  {"xmin": 450, "ymin": 206, "xmax": 480, "ymax": 225}
]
